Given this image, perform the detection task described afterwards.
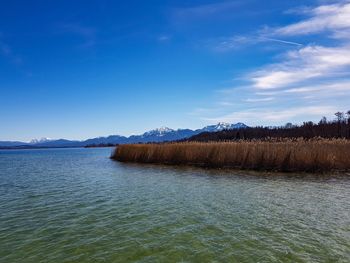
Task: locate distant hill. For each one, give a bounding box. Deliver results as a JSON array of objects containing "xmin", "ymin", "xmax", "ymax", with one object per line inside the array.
[
  {"xmin": 0, "ymin": 122, "xmax": 247, "ymax": 149},
  {"xmin": 0, "ymin": 141, "xmax": 30, "ymax": 147}
]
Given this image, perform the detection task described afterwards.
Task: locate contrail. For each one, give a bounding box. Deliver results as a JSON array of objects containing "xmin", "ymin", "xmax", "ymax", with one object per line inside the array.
[{"xmin": 259, "ymin": 37, "xmax": 303, "ymax": 46}]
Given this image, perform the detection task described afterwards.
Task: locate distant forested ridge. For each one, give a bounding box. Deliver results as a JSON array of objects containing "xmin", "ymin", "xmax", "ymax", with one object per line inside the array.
[{"xmin": 188, "ymin": 111, "xmax": 350, "ymax": 142}]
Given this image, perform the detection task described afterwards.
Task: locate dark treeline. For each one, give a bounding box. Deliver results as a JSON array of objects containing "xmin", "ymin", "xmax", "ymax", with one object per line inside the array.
[
  {"xmin": 188, "ymin": 111, "xmax": 350, "ymax": 142},
  {"xmin": 85, "ymin": 143, "xmax": 117, "ymax": 148}
]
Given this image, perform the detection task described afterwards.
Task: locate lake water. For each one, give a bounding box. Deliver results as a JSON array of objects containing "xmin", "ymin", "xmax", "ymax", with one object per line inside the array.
[{"xmin": 0, "ymin": 148, "xmax": 349, "ymax": 262}]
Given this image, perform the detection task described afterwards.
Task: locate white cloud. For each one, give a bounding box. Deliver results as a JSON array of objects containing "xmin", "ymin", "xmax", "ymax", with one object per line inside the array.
[
  {"xmin": 244, "ymin": 97, "xmax": 274, "ymax": 102},
  {"xmin": 274, "ymin": 2, "xmax": 350, "ymax": 38},
  {"xmin": 285, "ymin": 81, "xmax": 350, "ymax": 93},
  {"xmin": 203, "ymin": 106, "xmax": 338, "ymax": 124},
  {"xmin": 195, "ymin": 1, "xmax": 350, "ymax": 126},
  {"xmin": 252, "ymin": 45, "xmax": 350, "ymax": 89}
]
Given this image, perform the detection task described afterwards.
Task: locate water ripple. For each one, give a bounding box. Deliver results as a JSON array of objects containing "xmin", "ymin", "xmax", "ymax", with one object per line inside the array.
[{"xmin": 0, "ymin": 148, "xmax": 350, "ymax": 262}]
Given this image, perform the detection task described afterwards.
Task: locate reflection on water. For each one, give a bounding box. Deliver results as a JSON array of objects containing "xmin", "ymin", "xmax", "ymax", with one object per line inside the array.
[{"xmin": 0, "ymin": 148, "xmax": 349, "ymax": 262}]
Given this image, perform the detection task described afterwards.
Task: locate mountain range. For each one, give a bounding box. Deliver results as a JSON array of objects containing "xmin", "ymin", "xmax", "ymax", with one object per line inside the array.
[{"xmin": 0, "ymin": 122, "xmax": 247, "ymax": 148}]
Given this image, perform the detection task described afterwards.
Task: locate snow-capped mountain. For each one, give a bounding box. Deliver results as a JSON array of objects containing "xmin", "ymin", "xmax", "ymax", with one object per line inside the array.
[
  {"xmin": 29, "ymin": 137, "xmax": 52, "ymax": 144},
  {"xmin": 126, "ymin": 122, "xmax": 247, "ymax": 143},
  {"xmin": 233, "ymin": 122, "xmax": 248, "ymax": 129},
  {"xmin": 142, "ymin": 127, "xmax": 175, "ymax": 137},
  {"xmin": 128, "ymin": 127, "xmax": 194, "ymax": 143},
  {"xmin": 139, "ymin": 122, "xmax": 247, "ymax": 139},
  {"xmin": 200, "ymin": 122, "xmax": 248, "ymax": 132},
  {"xmin": 0, "ymin": 122, "xmax": 248, "ymax": 148}
]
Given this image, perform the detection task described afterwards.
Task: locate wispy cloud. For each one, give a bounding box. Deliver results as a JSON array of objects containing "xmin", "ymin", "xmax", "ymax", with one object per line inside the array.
[
  {"xmin": 173, "ymin": 1, "xmax": 242, "ymax": 21},
  {"xmin": 0, "ymin": 39, "xmax": 23, "ymax": 65},
  {"xmin": 195, "ymin": 0, "xmax": 350, "ymax": 125},
  {"xmin": 212, "ymin": 36, "xmax": 250, "ymax": 51},
  {"xmin": 157, "ymin": 35, "xmax": 171, "ymax": 42},
  {"xmin": 0, "ymin": 42, "xmax": 11, "ymax": 55},
  {"xmin": 251, "ymin": 45, "xmax": 350, "ymax": 89},
  {"xmin": 212, "ymin": 35, "xmax": 303, "ymax": 51},
  {"xmin": 243, "ymin": 97, "xmax": 274, "ymax": 102},
  {"xmin": 250, "ymin": 81, "xmax": 350, "ymax": 102},
  {"xmin": 284, "ymin": 81, "xmax": 350, "ymax": 94},
  {"xmin": 273, "ymin": 1, "xmax": 350, "ymax": 39},
  {"xmin": 58, "ymin": 23, "xmax": 97, "ymax": 48},
  {"xmin": 251, "ymin": 2, "xmax": 350, "ymax": 90},
  {"xmin": 202, "ymin": 106, "xmax": 338, "ymax": 125}
]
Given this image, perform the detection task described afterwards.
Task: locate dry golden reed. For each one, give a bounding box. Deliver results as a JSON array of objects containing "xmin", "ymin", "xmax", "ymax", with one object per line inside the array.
[{"xmin": 111, "ymin": 139, "xmax": 350, "ymax": 172}]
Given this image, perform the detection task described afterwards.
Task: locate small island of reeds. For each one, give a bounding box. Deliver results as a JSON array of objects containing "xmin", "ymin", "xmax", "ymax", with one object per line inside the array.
[
  {"xmin": 112, "ymin": 112, "xmax": 350, "ymax": 172},
  {"xmin": 111, "ymin": 139, "xmax": 350, "ymax": 172}
]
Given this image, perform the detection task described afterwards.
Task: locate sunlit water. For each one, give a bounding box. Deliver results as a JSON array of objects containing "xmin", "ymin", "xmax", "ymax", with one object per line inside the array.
[{"xmin": 0, "ymin": 148, "xmax": 349, "ymax": 262}]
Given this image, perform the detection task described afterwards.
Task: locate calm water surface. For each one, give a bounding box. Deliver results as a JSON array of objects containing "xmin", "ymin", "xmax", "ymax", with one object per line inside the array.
[{"xmin": 0, "ymin": 148, "xmax": 349, "ymax": 262}]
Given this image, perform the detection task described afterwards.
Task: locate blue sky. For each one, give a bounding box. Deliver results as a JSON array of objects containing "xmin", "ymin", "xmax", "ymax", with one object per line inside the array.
[{"xmin": 1, "ymin": 0, "xmax": 350, "ymax": 141}]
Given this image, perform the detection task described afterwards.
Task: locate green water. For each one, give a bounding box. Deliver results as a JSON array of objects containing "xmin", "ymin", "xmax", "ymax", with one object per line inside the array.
[{"xmin": 0, "ymin": 148, "xmax": 349, "ymax": 262}]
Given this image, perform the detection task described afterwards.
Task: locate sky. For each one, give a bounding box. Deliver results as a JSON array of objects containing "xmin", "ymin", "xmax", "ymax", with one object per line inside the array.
[{"xmin": 1, "ymin": 0, "xmax": 350, "ymax": 141}]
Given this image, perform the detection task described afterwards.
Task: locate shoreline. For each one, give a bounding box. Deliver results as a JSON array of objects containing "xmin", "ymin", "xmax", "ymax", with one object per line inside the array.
[
  {"xmin": 114, "ymin": 159, "xmax": 350, "ymax": 175},
  {"xmin": 0, "ymin": 146, "xmax": 116, "ymax": 150}
]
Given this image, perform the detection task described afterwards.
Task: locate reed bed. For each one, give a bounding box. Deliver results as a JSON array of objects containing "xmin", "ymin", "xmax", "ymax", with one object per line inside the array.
[{"xmin": 111, "ymin": 139, "xmax": 350, "ymax": 172}]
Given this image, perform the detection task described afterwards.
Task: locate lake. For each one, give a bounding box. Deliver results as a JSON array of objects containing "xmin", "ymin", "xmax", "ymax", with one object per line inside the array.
[{"xmin": 0, "ymin": 148, "xmax": 349, "ymax": 262}]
